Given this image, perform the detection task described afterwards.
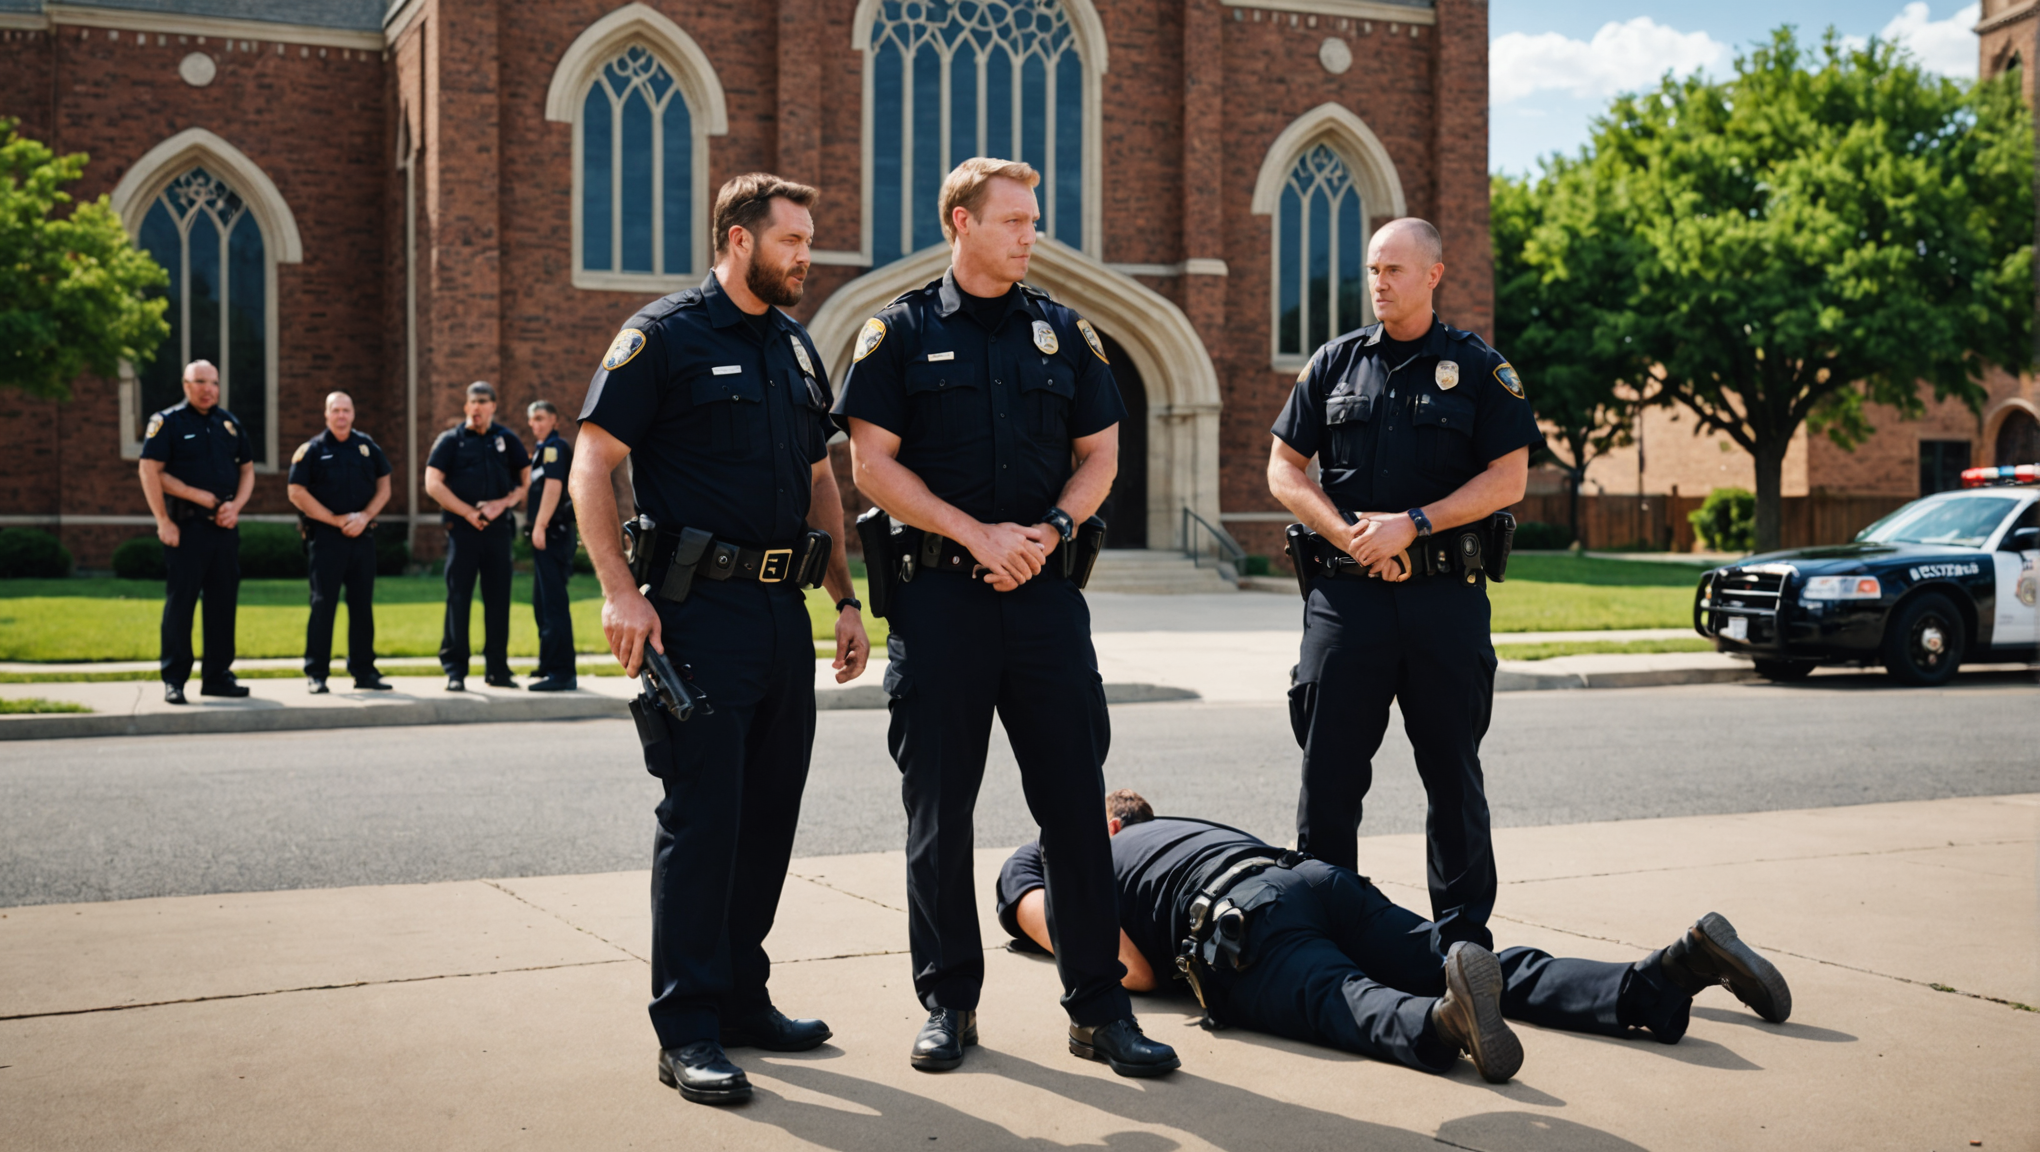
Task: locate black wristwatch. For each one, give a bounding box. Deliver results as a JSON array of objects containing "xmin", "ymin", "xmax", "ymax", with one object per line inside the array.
[
  {"xmin": 835, "ymin": 596, "xmax": 862, "ymax": 613},
  {"xmin": 1406, "ymin": 508, "xmax": 1434, "ymax": 538},
  {"xmin": 1043, "ymin": 507, "xmax": 1077, "ymax": 545}
]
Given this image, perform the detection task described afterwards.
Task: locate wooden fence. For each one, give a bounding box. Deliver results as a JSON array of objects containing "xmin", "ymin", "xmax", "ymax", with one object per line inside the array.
[{"xmin": 1509, "ymin": 492, "xmax": 1912, "ymax": 552}]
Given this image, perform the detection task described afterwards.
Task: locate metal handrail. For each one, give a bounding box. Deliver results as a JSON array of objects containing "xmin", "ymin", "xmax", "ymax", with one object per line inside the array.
[{"xmin": 1181, "ymin": 506, "xmax": 1249, "ymax": 574}]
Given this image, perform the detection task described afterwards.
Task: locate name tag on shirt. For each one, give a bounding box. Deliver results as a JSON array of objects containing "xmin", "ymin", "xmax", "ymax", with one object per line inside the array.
[
  {"xmin": 926, "ymin": 351, "xmax": 955, "ymax": 362},
  {"xmin": 712, "ymin": 365, "xmax": 742, "ymax": 376}
]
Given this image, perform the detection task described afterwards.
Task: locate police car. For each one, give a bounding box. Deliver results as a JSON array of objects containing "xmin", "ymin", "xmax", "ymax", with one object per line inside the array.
[{"xmin": 1694, "ymin": 465, "xmax": 2040, "ymax": 685}]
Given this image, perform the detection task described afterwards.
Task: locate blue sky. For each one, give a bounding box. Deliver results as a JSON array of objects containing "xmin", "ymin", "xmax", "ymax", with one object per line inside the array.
[{"xmin": 1489, "ymin": 1, "xmax": 1985, "ymax": 174}]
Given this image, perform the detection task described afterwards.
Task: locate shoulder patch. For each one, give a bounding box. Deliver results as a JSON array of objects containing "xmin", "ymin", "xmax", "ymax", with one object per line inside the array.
[
  {"xmin": 222, "ymin": 420, "xmax": 235, "ymax": 437},
  {"xmin": 543, "ymin": 446, "xmax": 559, "ymax": 463},
  {"xmin": 602, "ymin": 328, "xmax": 647, "ymax": 371},
  {"xmin": 146, "ymin": 413, "xmax": 164, "ymax": 440},
  {"xmin": 1495, "ymin": 363, "xmax": 1526, "ymax": 399},
  {"xmin": 1075, "ymin": 318, "xmax": 1108, "ymax": 364},
  {"xmin": 292, "ymin": 442, "xmax": 308, "ymax": 464},
  {"xmin": 1296, "ymin": 354, "xmax": 1315, "ymax": 384},
  {"xmin": 854, "ymin": 317, "xmax": 888, "ymax": 362}
]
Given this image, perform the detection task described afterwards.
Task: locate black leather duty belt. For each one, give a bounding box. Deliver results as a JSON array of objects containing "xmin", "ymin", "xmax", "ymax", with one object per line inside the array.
[
  {"xmin": 621, "ymin": 517, "xmax": 831, "ymax": 604},
  {"xmin": 1291, "ymin": 526, "xmax": 1490, "ymax": 584}
]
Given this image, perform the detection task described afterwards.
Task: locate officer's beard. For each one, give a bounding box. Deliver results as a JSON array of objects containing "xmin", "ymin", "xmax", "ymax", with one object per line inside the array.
[{"xmin": 747, "ymin": 253, "xmax": 808, "ymax": 308}]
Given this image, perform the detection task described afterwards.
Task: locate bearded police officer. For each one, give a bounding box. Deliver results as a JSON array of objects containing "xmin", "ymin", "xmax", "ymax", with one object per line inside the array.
[
  {"xmin": 424, "ymin": 382, "xmax": 529, "ymax": 692},
  {"xmin": 569, "ymin": 173, "xmax": 868, "ymax": 1106},
  {"xmin": 837, "ymin": 158, "xmax": 1180, "ymax": 1079},
  {"xmin": 286, "ymin": 391, "xmax": 394, "ymax": 693},
  {"xmin": 524, "ymin": 399, "xmax": 577, "ymax": 692},
  {"xmin": 1267, "ymin": 218, "xmax": 1540, "ymax": 953},
  {"xmin": 138, "ymin": 359, "xmax": 255, "ymax": 704}
]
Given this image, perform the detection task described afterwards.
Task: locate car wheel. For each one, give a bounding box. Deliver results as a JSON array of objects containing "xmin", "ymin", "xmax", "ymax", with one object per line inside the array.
[
  {"xmin": 1881, "ymin": 593, "xmax": 1965, "ymax": 687},
  {"xmin": 1752, "ymin": 659, "xmax": 1817, "ymax": 682}
]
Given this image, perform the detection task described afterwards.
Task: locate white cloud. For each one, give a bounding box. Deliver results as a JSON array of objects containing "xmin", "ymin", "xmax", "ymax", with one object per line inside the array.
[
  {"xmin": 1870, "ymin": 2, "xmax": 1980, "ymax": 78},
  {"xmin": 1490, "ymin": 17, "xmax": 1726, "ymax": 106}
]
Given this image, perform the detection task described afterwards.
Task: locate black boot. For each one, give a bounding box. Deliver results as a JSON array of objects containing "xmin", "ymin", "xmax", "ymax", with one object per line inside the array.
[
  {"xmin": 1069, "ymin": 1017, "xmax": 1180, "ymax": 1078},
  {"xmin": 1429, "ymin": 941, "xmax": 1523, "ymax": 1083},
  {"xmin": 164, "ymin": 683, "xmax": 187, "ymax": 705},
  {"xmin": 657, "ymin": 1041, "xmax": 751, "ymax": 1105},
  {"xmin": 910, "ymin": 1008, "xmax": 976, "ymax": 1072},
  {"xmin": 1661, "ymin": 912, "xmax": 1792, "ymax": 1024},
  {"xmin": 721, "ymin": 1006, "xmax": 832, "ymax": 1052}
]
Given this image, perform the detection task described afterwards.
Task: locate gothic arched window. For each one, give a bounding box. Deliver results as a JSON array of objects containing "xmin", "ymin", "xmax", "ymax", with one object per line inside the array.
[
  {"xmin": 136, "ymin": 167, "xmax": 271, "ymax": 463},
  {"xmin": 1274, "ymin": 144, "xmax": 1366, "ymax": 360},
  {"xmin": 866, "ymin": 0, "xmax": 1087, "ymax": 262},
  {"xmin": 580, "ymin": 44, "xmax": 697, "ymax": 279}
]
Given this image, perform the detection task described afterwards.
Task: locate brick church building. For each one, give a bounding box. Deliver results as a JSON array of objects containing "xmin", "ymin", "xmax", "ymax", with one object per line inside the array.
[{"xmin": 0, "ymin": 0, "xmax": 1486, "ymax": 565}]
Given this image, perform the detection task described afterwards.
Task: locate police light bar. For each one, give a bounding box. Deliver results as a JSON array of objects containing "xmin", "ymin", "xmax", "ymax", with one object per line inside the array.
[{"xmin": 1962, "ymin": 464, "xmax": 2039, "ymax": 487}]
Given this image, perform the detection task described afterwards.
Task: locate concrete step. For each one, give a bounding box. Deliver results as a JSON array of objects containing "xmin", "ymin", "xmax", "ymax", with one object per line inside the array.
[{"xmin": 1084, "ymin": 549, "xmax": 1239, "ymax": 594}]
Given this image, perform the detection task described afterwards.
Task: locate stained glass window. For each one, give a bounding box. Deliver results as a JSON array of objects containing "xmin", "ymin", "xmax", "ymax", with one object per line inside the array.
[
  {"xmin": 582, "ymin": 45, "xmax": 694, "ymax": 276},
  {"xmin": 868, "ymin": 0, "xmax": 1085, "ymax": 262},
  {"xmin": 1275, "ymin": 145, "xmax": 1366, "ymax": 360}
]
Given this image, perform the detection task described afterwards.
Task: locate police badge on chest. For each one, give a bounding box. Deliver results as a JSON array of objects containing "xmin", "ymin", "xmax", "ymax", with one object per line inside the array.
[{"xmin": 1436, "ymin": 360, "xmax": 1460, "ymax": 390}]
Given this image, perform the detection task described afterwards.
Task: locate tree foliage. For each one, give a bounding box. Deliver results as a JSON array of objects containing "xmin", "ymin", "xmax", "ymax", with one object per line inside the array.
[
  {"xmin": 1544, "ymin": 29, "xmax": 2034, "ymax": 550},
  {"xmin": 0, "ymin": 119, "xmax": 169, "ymax": 401}
]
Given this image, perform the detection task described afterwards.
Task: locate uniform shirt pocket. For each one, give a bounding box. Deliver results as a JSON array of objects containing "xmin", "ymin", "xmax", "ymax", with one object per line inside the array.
[
  {"xmin": 683, "ymin": 368, "xmax": 764, "ymax": 453},
  {"xmin": 1411, "ymin": 391, "xmax": 1478, "ymax": 474},
  {"xmin": 905, "ymin": 360, "xmax": 979, "ymax": 438},
  {"xmin": 1020, "ymin": 359, "xmax": 1077, "ymax": 443}
]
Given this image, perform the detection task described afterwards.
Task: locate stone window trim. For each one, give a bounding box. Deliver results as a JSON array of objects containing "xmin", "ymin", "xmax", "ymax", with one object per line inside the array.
[
  {"xmin": 109, "ymin": 128, "xmax": 300, "ymax": 471},
  {"xmin": 545, "ymin": 3, "xmax": 729, "ymax": 293},
  {"xmin": 850, "ymin": 0, "xmax": 1109, "ymax": 266},
  {"xmin": 1250, "ymin": 102, "xmax": 1407, "ymax": 372}
]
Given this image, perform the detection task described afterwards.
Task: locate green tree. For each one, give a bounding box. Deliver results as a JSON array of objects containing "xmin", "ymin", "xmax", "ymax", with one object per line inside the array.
[
  {"xmin": 0, "ymin": 119, "xmax": 169, "ymax": 401},
  {"xmin": 1577, "ymin": 30, "xmax": 2034, "ymax": 551},
  {"xmin": 1493, "ymin": 158, "xmax": 1652, "ymax": 547}
]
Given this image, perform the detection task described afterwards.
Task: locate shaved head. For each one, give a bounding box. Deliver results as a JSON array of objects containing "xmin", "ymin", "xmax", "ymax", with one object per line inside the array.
[{"xmin": 1374, "ymin": 217, "xmax": 1444, "ymax": 266}]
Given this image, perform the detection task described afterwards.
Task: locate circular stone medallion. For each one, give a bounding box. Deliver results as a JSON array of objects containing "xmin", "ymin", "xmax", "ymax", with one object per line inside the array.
[
  {"xmin": 1319, "ymin": 37, "xmax": 1352, "ymax": 75},
  {"xmin": 179, "ymin": 52, "xmax": 217, "ymax": 88}
]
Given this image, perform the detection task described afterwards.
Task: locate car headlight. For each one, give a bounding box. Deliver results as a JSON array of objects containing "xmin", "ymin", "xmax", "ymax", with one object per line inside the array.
[{"xmin": 1801, "ymin": 575, "xmax": 1881, "ymax": 600}]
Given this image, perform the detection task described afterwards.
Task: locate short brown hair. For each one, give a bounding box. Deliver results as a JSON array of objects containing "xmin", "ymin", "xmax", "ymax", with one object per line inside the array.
[
  {"xmin": 938, "ymin": 157, "xmax": 1039, "ymax": 242},
  {"xmin": 712, "ymin": 172, "xmax": 820, "ymax": 256},
  {"xmin": 1106, "ymin": 789, "xmax": 1154, "ymax": 826}
]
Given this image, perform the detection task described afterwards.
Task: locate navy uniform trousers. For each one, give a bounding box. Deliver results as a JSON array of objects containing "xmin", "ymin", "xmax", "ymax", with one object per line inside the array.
[
  {"xmin": 304, "ymin": 524, "xmax": 378, "ymax": 682},
  {"xmin": 530, "ymin": 525, "xmax": 577, "ymax": 681},
  {"xmin": 1291, "ymin": 572, "xmax": 1498, "ymax": 951},
  {"xmin": 644, "ymin": 579, "xmax": 816, "ymax": 1049},
  {"xmin": 161, "ymin": 519, "xmax": 239, "ymax": 686},
  {"xmin": 886, "ymin": 567, "xmax": 1131, "ymax": 1026},
  {"xmin": 1216, "ymin": 862, "xmax": 1692, "ymax": 1072},
  {"xmin": 439, "ymin": 517, "xmax": 514, "ymax": 680}
]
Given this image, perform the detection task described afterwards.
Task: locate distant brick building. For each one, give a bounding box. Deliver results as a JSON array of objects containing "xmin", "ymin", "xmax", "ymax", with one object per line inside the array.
[{"xmin": 0, "ymin": 0, "xmax": 1487, "ymax": 566}]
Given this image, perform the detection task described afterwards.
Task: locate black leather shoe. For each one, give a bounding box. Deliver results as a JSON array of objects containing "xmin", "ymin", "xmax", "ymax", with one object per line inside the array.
[
  {"xmin": 910, "ymin": 1008, "xmax": 976, "ymax": 1072},
  {"xmin": 484, "ymin": 673, "xmax": 518, "ymax": 689},
  {"xmin": 1662, "ymin": 911, "xmax": 1792, "ymax": 1024},
  {"xmin": 721, "ymin": 1006, "xmax": 832, "ymax": 1051},
  {"xmin": 1069, "ymin": 1017, "xmax": 1180, "ymax": 1078},
  {"xmin": 1430, "ymin": 942, "xmax": 1523, "ymax": 1084},
  {"xmin": 163, "ymin": 683, "xmax": 187, "ymax": 705},
  {"xmin": 307, "ymin": 677, "xmax": 329, "ymax": 695},
  {"xmin": 526, "ymin": 677, "xmax": 578, "ymax": 693},
  {"xmin": 656, "ymin": 1041, "xmax": 751, "ymax": 1105},
  {"xmin": 446, "ymin": 676, "xmax": 466, "ymax": 692},
  {"xmin": 200, "ymin": 679, "xmax": 250, "ymax": 698},
  {"xmin": 353, "ymin": 675, "xmax": 392, "ymax": 691}
]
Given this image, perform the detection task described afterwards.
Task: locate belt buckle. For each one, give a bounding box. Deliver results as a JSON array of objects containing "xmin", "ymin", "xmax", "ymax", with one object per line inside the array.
[{"xmin": 758, "ymin": 547, "xmax": 793, "ymax": 583}]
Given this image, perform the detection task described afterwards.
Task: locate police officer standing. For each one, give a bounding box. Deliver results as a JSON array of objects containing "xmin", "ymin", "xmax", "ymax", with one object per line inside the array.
[
  {"xmin": 524, "ymin": 399, "xmax": 577, "ymax": 692},
  {"xmin": 569, "ymin": 173, "xmax": 868, "ymax": 1106},
  {"xmin": 286, "ymin": 391, "xmax": 394, "ymax": 694},
  {"xmin": 838, "ymin": 158, "xmax": 1180, "ymax": 1078},
  {"xmin": 1267, "ymin": 218, "xmax": 1539, "ymax": 952},
  {"xmin": 138, "ymin": 359, "xmax": 254, "ymax": 704},
  {"xmin": 423, "ymin": 382, "xmax": 528, "ymax": 691}
]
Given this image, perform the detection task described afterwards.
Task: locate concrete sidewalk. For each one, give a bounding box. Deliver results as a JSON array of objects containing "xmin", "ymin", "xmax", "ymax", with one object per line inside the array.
[{"xmin": 3, "ymin": 793, "xmax": 2034, "ymax": 1150}]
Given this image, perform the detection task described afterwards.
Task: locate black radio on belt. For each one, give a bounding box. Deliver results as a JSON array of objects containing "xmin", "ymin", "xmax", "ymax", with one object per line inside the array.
[{"xmin": 1283, "ymin": 510, "xmax": 1516, "ymax": 598}]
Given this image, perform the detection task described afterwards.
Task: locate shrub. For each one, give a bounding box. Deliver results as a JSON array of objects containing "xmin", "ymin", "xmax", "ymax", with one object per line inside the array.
[
  {"xmin": 373, "ymin": 522, "xmax": 410, "ymax": 576},
  {"xmin": 1689, "ymin": 487, "xmax": 1756, "ymax": 552},
  {"xmin": 572, "ymin": 541, "xmax": 593, "ymax": 575},
  {"xmin": 0, "ymin": 528, "xmax": 72, "ymax": 577},
  {"xmin": 238, "ymin": 522, "xmax": 307, "ymax": 578},
  {"xmin": 1238, "ymin": 553, "xmax": 1272, "ymax": 577},
  {"xmin": 1512, "ymin": 521, "xmax": 1575, "ymax": 551},
  {"xmin": 112, "ymin": 535, "xmax": 166, "ymax": 579}
]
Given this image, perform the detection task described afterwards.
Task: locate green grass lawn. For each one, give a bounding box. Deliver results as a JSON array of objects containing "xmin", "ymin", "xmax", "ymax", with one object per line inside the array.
[
  {"xmin": 0, "ymin": 696, "xmax": 93, "ymax": 713},
  {"xmin": 1493, "ymin": 638, "xmax": 1714, "ymax": 661},
  {"xmin": 1488, "ymin": 554, "xmax": 1706, "ymax": 634}
]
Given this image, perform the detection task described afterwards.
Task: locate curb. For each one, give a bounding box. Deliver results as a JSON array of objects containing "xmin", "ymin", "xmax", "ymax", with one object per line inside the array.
[
  {"xmin": 1494, "ymin": 665, "xmax": 1758, "ymax": 692},
  {"xmin": 0, "ymin": 682, "xmax": 1203, "ymax": 741}
]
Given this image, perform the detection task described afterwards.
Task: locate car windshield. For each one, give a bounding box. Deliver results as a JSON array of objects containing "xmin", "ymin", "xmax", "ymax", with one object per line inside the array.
[{"xmin": 1855, "ymin": 496, "xmax": 2018, "ymax": 548}]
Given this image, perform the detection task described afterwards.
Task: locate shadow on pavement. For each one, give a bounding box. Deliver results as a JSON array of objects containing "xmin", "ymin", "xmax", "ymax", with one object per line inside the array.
[
  {"xmin": 1435, "ymin": 1111, "xmax": 1651, "ymax": 1151},
  {"xmin": 1689, "ymin": 1005, "xmax": 1857, "ymax": 1043}
]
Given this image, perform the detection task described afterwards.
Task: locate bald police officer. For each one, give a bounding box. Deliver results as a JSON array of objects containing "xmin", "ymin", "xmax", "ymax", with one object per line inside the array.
[
  {"xmin": 837, "ymin": 158, "xmax": 1179, "ymax": 1078},
  {"xmin": 287, "ymin": 391, "xmax": 394, "ymax": 694},
  {"xmin": 1267, "ymin": 218, "xmax": 1541, "ymax": 953},
  {"xmin": 424, "ymin": 382, "xmax": 529, "ymax": 692},
  {"xmin": 138, "ymin": 359, "xmax": 254, "ymax": 704}
]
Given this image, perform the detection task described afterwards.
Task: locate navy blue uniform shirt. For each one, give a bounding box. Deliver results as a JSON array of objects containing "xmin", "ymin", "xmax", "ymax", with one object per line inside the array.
[
  {"xmin": 287, "ymin": 428, "xmax": 391, "ymax": 517},
  {"xmin": 579, "ymin": 273, "xmax": 835, "ymax": 545},
  {"xmin": 996, "ymin": 817, "xmax": 1276, "ymax": 981},
  {"xmin": 141, "ymin": 402, "xmax": 253, "ymax": 501},
  {"xmin": 425, "ymin": 422, "xmax": 529, "ymax": 522},
  {"xmin": 527, "ymin": 431, "xmax": 576, "ymax": 528},
  {"xmin": 1272, "ymin": 317, "xmax": 1541, "ymax": 513},
  {"xmin": 833, "ymin": 270, "xmax": 1125, "ymax": 526}
]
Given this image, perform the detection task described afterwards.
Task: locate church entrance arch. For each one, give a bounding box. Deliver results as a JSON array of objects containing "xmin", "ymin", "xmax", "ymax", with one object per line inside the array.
[{"xmin": 806, "ymin": 239, "xmax": 1220, "ymax": 550}]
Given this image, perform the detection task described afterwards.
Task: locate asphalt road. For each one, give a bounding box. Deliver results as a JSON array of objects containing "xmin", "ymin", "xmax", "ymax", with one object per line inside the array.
[{"xmin": 2, "ymin": 673, "xmax": 2036, "ymax": 907}]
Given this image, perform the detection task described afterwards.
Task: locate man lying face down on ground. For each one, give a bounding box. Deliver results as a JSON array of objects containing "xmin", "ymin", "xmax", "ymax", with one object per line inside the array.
[{"xmin": 993, "ymin": 790, "xmax": 1792, "ymax": 1082}]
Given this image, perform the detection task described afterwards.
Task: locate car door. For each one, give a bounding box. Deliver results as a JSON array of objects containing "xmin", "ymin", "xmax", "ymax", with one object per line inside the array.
[{"xmin": 1990, "ymin": 499, "xmax": 2039, "ymax": 652}]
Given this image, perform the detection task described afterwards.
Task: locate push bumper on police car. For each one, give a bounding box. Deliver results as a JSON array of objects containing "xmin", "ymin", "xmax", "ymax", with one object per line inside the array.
[{"xmin": 1694, "ymin": 465, "xmax": 2040, "ymax": 686}]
